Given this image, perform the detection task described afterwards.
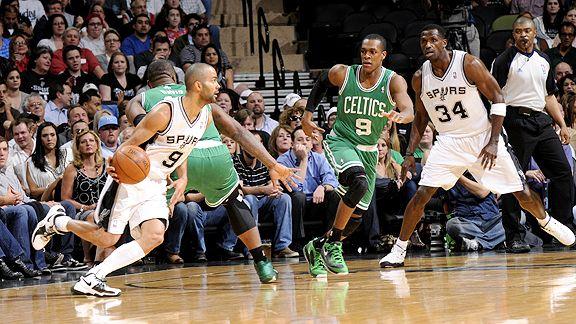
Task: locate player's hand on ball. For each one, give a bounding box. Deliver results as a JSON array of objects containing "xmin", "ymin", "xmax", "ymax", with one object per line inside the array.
[
  {"xmin": 479, "ymin": 142, "xmax": 498, "ymax": 170},
  {"xmin": 106, "ymin": 157, "xmax": 119, "ymax": 182},
  {"xmin": 302, "ymin": 111, "xmax": 324, "ymax": 141},
  {"xmin": 269, "ymin": 163, "xmax": 301, "ymax": 192},
  {"xmin": 401, "ymin": 156, "xmax": 416, "ymax": 182}
]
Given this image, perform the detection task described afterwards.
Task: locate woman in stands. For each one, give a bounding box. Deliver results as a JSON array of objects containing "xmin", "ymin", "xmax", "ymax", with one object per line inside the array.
[
  {"xmin": 268, "ymin": 125, "xmax": 292, "ymax": 158},
  {"xmin": 60, "ymin": 129, "xmax": 107, "ymax": 267},
  {"xmin": 99, "ymin": 51, "xmax": 141, "ymax": 102},
  {"xmin": 534, "ymin": 0, "xmax": 563, "ymax": 49},
  {"xmin": 37, "ymin": 14, "xmax": 68, "ymax": 52},
  {"xmin": 279, "ymin": 101, "xmax": 305, "ymax": 131},
  {"xmin": 20, "ymin": 46, "xmax": 53, "ymax": 101},
  {"xmin": 80, "ymin": 14, "xmax": 105, "ymax": 56},
  {"xmin": 164, "ymin": 7, "xmax": 187, "ymax": 45},
  {"xmin": 26, "ymin": 121, "xmax": 68, "ymax": 200},
  {"xmin": 5, "ymin": 67, "xmax": 28, "ymax": 113},
  {"xmin": 9, "ymin": 34, "xmax": 30, "ymax": 73},
  {"xmin": 201, "ymin": 43, "xmax": 233, "ymax": 89},
  {"xmin": 96, "ymin": 29, "xmax": 121, "ymax": 71},
  {"xmin": 216, "ymin": 88, "xmax": 240, "ymax": 116}
]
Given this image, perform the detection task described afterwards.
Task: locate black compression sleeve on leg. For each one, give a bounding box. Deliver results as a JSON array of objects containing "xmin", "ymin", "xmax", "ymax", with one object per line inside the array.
[
  {"xmin": 306, "ymin": 70, "xmax": 335, "ymax": 112},
  {"xmin": 223, "ymin": 188, "xmax": 257, "ymax": 235},
  {"xmin": 133, "ymin": 113, "xmax": 146, "ymax": 126},
  {"xmin": 339, "ymin": 167, "xmax": 368, "ymax": 208},
  {"xmin": 342, "ymin": 216, "xmax": 362, "ymax": 237}
]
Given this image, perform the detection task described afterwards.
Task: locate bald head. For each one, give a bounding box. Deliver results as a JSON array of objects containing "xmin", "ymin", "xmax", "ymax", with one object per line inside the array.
[
  {"xmin": 185, "ymin": 63, "xmax": 216, "ymax": 91},
  {"xmin": 146, "ymin": 59, "xmax": 177, "ymax": 87},
  {"xmin": 556, "ymin": 62, "xmax": 573, "ymax": 82}
]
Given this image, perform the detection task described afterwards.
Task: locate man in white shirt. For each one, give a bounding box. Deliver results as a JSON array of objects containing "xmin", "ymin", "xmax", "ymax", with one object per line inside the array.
[
  {"xmin": 19, "ymin": 0, "xmax": 45, "ymax": 27},
  {"xmin": 8, "ymin": 117, "xmax": 35, "ymax": 189}
]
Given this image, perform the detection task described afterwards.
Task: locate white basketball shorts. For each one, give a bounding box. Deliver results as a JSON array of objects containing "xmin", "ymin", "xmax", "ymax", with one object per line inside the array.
[{"xmin": 419, "ymin": 130, "xmax": 524, "ymax": 194}]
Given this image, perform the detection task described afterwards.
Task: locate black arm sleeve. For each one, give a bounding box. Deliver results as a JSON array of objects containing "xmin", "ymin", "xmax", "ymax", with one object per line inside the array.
[{"xmin": 305, "ymin": 71, "xmax": 335, "ymax": 112}]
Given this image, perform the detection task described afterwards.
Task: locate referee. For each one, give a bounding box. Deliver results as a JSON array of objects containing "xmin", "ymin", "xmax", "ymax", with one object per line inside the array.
[{"xmin": 491, "ymin": 17, "xmax": 574, "ymax": 252}]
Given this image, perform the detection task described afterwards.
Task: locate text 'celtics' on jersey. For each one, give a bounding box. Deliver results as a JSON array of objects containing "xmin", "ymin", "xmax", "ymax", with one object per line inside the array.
[{"xmin": 332, "ymin": 65, "xmax": 396, "ymax": 146}]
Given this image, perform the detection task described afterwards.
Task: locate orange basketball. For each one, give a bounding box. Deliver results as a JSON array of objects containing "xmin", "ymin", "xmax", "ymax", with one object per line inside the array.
[{"xmin": 111, "ymin": 145, "xmax": 150, "ymax": 184}]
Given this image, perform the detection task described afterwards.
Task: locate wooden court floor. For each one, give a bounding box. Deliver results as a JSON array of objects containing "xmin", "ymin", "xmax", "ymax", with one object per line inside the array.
[{"xmin": 2, "ymin": 251, "xmax": 576, "ymax": 323}]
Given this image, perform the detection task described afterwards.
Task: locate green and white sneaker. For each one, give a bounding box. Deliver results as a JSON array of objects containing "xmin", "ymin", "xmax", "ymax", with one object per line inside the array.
[
  {"xmin": 303, "ymin": 238, "xmax": 327, "ymax": 278},
  {"xmin": 320, "ymin": 241, "xmax": 348, "ymax": 275},
  {"xmin": 254, "ymin": 259, "xmax": 278, "ymax": 283}
]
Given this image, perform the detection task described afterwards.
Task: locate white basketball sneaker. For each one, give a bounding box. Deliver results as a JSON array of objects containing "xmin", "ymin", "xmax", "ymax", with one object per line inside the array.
[
  {"xmin": 72, "ymin": 273, "xmax": 121, "ymax": 297},
  {"xmin": 540, "ymin": 216, "xmax": 576, "ymax": 246},
  {"xmin": 31, "ymin": 204, "xmax": 66, "ymax": 250},
  {"xmin": 379, "ymin": 243, "xmax": 407, "ymax": 268}
]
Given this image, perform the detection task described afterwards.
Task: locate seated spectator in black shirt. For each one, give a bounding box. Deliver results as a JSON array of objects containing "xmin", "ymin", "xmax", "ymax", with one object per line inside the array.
[
  {"xmin": 99, "ymin": 52, "xmax": 141, "ymax": 102},
  {"xmin": 546, "ymin": 22, "xmax": 576, "ymax": 70},
  {"xmin": 78, "ymin": 89, "xmax": 102, "ymax": 121},
  {"xmin": 56, "ymin": 45, "xmax": 100, "ymax": 105},
  {"xmin": 445, "ymin": 174, "xmax": 505, "ymax": 252},
  {"xmin": 20, "ymin": 46, "xmax": 53, "ymax": 101},
  {"xmin": 0, "ymin": 80, "xmax": 19, "ymax": 138}
]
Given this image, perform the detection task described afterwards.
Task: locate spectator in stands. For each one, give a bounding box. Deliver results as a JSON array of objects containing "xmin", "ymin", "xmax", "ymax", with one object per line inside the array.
[
  {"xmin": 246, "ymin": 91, "xmax": 278, "ymax": 136},
  {"xmin": 221, "ymin": 134, "xmax": 237, "ymax": 154},
  {"xmin": 558, "ymin": 74, "xmax": 576, "ymax": 96},
  {"xmin": 413, "ymin": 123, "xmax": 435, "ymax": 164},
  {"xmin": 96, "ymin": 29, "xmax": 120, "ymax": 71},
  {"xmin": 279, "ymin": 100, "xmax": 304, "ymax": 131},
  {"xmin": 97, "ymin": 115, "xmax": 119, "ymax": 158},
  {"xmin": 2, "ymin": 5, "xmax": 31, "ymax": 38},
  {"xmin": 44, "ymin": 83, "xmax": 72, "ymax": 127},
  {"xmin": 121, "ymin": 14, "xmax": 151, "ymax": 57},
  {"xmin": 50, "ymin": 27, "xmax": 105, "ymax": 78},
  {"xmin": 545, "ymin": 21, "xmax": 576, "ymax": 69},
  {"xmin": 56, "ymin": 45, "xmax": 100, "ymax": 105},
  {"xmin": 233, "ymin": 131, "xmax": 298, "ymax": 258},
  {"xmin": 201, "ymin": 43, "xmax": 233, "ymax": 89},
  {"xmin": 60, "ymin": 129, "xmax": 107, "ymax": 267},
  {"xmin": 128, "ymin": 0, "xmax": 155, "ymax": 27},
  {"xmin": 80, "ymin": 14, "xmax": 105, "ymax": 56},
  {"xmin": 8, "ymin": 117, "xmax": 34, "ymax": 187},
  {"xmin": 118, "ymin": 125, "xmax": 133, "ymax": 143},
  {"xmin": 0, "ymin": 21, "xmax": 10, "ymax": 59},
  {"xmin": 26, "ymin": 121, "xmax": 68, "ymax": 200},
  {"xmin": 37, "ymin": 13, "xmax": 67, "ymax": 52},
  {"xmin": 216, "ymin": 88, "xmax": 240, "ymax": 116},
  {"xmin": 534, "ymin": 0, "xmax": 562, "ymax": 49},
  {"xmin": 493, "ymin": 16, "xmax": 575, "ymax": 252},
  {"xmin": 9, "ymin": 34, "xmax": 29, "ymax": 73},
  {"xmin": 508, "ymin": 0, "xmax": 545, "ymax": 17},
  {"xmin": 61, "ymin": 119, "xmax": 88, "ymax": 164},
  {"xmin": 6, "ymin": 67, "xmax": 27, "ymax": 113},
  {"xmin": 555, "ymin": 61, "xmax": 573, "ymax": 82},
  {"xmin": 445, "ymin": 174, "xmax": 505, "ymax": 252},
  {"xmin": 58, "ymin": 105, "xmax": 88, "ymax": 144},
  {"xmin": 0, "ymin": 80, "xmax": 18, "ymax": 138},
  {"xmin": 0, "ymin": 216, "xmax": 40, "ymax": 278},
  {"xmin": 164, "ymin": 7, "xmax": 186, "ymax": 45},
  {"xmin": 78, "ymin": 89, "xmax": 102, "ymax": 122},
  {"xmin": 234, "ymin": 108, "xmax": 255, "ymax": 130},
  {"xmin": 100, "ymin": 52, "xmax": 141, "ymax": 102},
  {"xmin": 19, "ymin": 0, "xmax": 46, "ymax": 28},
  {"xmin": 136, "ymin": 36, "xmax": 184, "ymax": 81},
  {"xmin": 23, "ymin": 93, "xmax": 46, "ymax": 125},
  {"xmin": 268, "ymin": 125, "xmax": 292, "ymax": 158},
  {"xmin": 180, "ymin": 24, "xmax": 229, "ymax": 71},
  {"xmin": 20, "ymin": 46, "xmax": 53, "ymax": 101},
  {"xmin": 31, "ymin": 0, "xmax": 64, "ymax": 44},
  {"xmin": 172, "ymin": 13, "xmax": 200, "ymax": 56},
  {"xmin": 278, "ymin": 126, "xmax": 339, "ymax": 243}
]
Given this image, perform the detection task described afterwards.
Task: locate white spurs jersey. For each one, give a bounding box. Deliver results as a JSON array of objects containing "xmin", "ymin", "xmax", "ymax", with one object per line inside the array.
[
  {"xmin": 420, "ymin": 50, "xmax": 491, "ymax": 138},
  {"xmin": 146, "ymin": 96, "xmax": 210, "ymax": 180}
]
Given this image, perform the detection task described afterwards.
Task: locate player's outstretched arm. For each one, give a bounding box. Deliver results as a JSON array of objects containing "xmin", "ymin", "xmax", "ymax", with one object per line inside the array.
[
  {"xmin": 210, "ymin": 104, "xmax": 301, "ymax": 190},
  {"xmin": 402, "ymin": 70, "xmax": 430, "ymax": 180},
  {"xmin": 302, "ymin": 64, "xmax": 348, "ymax": 139},
  {"xmin": 126, "ymin": 93, "xmax": 147, "ymax": 126},
  {"xmin": 463, "ymin": 54, "xmax": 506, "ymax": 169},
  {"xmin": 386, "ymin": 74, "xmax": 414, "ymax": 124}
]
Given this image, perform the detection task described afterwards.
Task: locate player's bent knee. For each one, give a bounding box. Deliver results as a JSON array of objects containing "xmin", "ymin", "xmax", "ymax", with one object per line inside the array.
[{"xmin": 143, "ymin": 230, "xmax": 165, "ymax": 247}]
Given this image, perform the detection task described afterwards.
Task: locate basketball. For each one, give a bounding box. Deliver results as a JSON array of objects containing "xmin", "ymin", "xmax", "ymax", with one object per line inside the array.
[{"xmin": 111, "ymin": 145, "xmax": 150, "ymax": 184}]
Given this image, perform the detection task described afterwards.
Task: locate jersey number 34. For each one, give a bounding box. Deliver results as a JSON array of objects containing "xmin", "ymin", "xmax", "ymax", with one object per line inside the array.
[{"xmin": 435, "ymin": 101, "xmax": 469, "ymax": 123}]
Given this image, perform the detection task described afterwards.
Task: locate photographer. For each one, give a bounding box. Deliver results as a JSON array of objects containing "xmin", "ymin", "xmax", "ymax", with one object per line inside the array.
[{"xmin": 427, "ymin": 0, "xmax": 480, "ymax": 57}]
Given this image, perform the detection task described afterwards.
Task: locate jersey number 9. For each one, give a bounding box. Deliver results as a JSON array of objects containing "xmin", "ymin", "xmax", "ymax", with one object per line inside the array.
[
  {"xmin": 162, "ymin": 151, "xmax": 184, "ymax": 168},
  {"xmin": 356, "ymin": 118, "xmax": 372, "ymax": 136}
]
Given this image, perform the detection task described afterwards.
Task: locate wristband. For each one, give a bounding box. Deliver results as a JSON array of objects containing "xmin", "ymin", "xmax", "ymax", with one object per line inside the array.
[
  {"xmin": 405, "ymin": 152, "xmax": 414, "ymax": 157},
  {"xmin": 490, "ymin": 103, "xmax": 506, "ymax": 116}
]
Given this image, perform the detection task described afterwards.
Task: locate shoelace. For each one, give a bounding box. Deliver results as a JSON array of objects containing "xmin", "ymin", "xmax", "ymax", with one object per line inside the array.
[{"xmin": 325, "ymin": 243, "xmax": 344, "ymax": 263}]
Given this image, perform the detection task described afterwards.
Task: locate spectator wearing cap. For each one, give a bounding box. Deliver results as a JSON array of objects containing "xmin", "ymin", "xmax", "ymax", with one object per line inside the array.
[
  {"xmin": 282, "ymin": 93, "xmax": 301, "ymax": 111},
  {"xmin": 80, "ymin": 14, "xmax": 105, "ymax": 56},
  {"xmin": 246, "ymin": 91, "xmax": 278, "ymax": 136},
  {"xmin": 323, "ymin": 106, "xmax": 337, "ymax": 135},
  {"xmin": 56, "ymin": 45, "xmax": 100, "ymax": 105},
  {"xmin": 50, "ymin": 27, "xmax": 105, "ymax": 79},
  {"xmin": 44, "ymin": 83, "xmax": 72, "ymax": 127},
  {"xmin": 121, "ymin": 14, "xmax": 152, "ymax": 58},
  {"xmin": 238, "ymin": 88, "xmax": 252, "ymax": 108},
  {"xmin": 97, "ymin": 115, "xmax": 119, "ymax": 158}
]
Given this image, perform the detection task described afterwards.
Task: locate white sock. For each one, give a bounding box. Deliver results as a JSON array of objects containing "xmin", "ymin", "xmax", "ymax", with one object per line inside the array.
[
  {"xmin": 396, "ymin": 239, "xmax": 408, "ymax": 251},
  {"xmin": 537, "ymin": 213, "xmax": 551, "ymax": 227},
  {"xmin": 54, "ymin": 216, "xmax": 71, "ymax": 232},
  {"xmin": 89, "ymin": 240, "xmax": 146, "ymax": 279}
]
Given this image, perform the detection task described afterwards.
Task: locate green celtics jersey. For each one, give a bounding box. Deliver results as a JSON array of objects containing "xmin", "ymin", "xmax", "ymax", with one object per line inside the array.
[
  {"xmin": 333, "ymin": 65, "xmax": 395, "ymax": 146},
  {"xmin": 141, "ymin": 83, "xmax": 221, "ymax": 142}
]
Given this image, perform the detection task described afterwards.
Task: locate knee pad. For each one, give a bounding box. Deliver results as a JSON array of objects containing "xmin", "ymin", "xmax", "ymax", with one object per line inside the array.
[
  {"xmin": 223, "ymin": 187, "xmax": 257, "ymax": 235},
  {"xmin": 339, "ymin": 166, "xmax": 368, "ymax": 208},
  {"xmin": 342, "ymin": 216, "xmax": 362, "ymax": 237}
]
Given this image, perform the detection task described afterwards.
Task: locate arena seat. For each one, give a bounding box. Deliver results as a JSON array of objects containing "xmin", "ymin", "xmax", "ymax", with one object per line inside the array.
[
  {"xmin": 360, "ymin": 22, "xmax": 398, "ymax": 46},
  {"xmin": 491, "ymin": 14, "xmax": 517, "ymax": 31},
  {"xmin": 382, "ymin": 9, "xmax": 419, "ymax": 35}
]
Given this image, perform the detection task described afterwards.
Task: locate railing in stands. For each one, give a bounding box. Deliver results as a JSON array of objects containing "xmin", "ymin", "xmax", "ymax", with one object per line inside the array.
[
  {"xmin": 241, "ymin": 0, "xmax": 255, "ymax": 54},
  {"xmin": 255, "ymin": 7, "xmax": 270, "ymax": 88},
  {"xmin": 270, "ymin": 38, "xmax": 286, "ymax": 119},
  {"xmin": 292, "ymin": 71, "xmax": 302, "ymax": 96}
]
